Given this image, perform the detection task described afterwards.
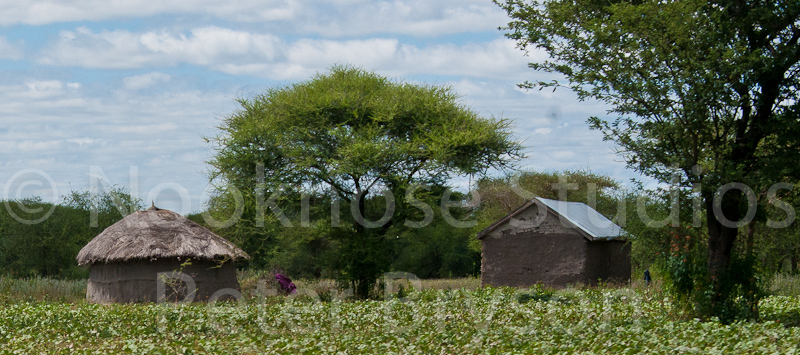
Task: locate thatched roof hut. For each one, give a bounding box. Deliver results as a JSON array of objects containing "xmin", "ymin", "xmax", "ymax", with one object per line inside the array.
[{"xmin": 77, "ymin": 204, "xmax": 249, "ymax": 303}]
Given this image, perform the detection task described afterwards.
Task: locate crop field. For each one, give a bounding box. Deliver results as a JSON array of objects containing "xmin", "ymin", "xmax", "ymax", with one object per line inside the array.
[{"xmin": 1, "ymin": 283, "xmax": 800, "ymax": 354}]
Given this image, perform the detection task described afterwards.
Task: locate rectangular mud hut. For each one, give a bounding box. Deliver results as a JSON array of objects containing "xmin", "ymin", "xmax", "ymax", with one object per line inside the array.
[
  {"xmin": 77, "ymin": 204, "xmax": 249, "ymax": 303},
  {"xmin": 478, "ymin": 197, "xmax": 630, "ymax": 288}
]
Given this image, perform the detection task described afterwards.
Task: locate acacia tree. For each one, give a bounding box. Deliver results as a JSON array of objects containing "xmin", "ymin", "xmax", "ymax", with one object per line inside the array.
[
  {"xmin": 496, "ymin": 0, "xmax": 800, "ymax": 319},
  {"xmin": 207, "ymin": 66, "xmax": 522, "ymax": 298}
]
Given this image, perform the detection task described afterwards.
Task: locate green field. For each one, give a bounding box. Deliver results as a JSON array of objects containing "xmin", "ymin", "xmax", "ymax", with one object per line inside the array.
[{"xmin": 1, "ymin": 279, "xmax": 800, "ymax": 354}]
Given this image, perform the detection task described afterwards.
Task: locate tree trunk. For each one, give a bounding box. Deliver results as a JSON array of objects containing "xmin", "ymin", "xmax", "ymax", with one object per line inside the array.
[
  {"xmin": 745, "ymin": 220, "xmax": 756, "ymax": 256},
  {"xmin": 351, "ymin": 190, "xmax": 390, "ymax": 300},
  {"xmin": 704, "ymin": 190, "xmax": 741, "ymax": 306},
  {"xmin": 355, "ymin": 191, "xmax": 366, "ymax": 235}
]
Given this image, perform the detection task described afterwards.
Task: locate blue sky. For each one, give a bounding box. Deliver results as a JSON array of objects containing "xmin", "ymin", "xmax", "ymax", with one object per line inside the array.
[{"xmin": 0, "ymin": 0, "xmax": 644, "ymax": 214}]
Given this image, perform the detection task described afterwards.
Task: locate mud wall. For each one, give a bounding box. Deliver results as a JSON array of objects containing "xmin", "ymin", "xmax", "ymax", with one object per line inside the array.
[
  {"xmin": 87, "ymin": 258, "xmax": 239, "ymax": 303},
  {"xmin": 584, "ymin": 240, "xmax": 631, "ymax": 284},
  {"xmin": 480, "ymin": 203, "xmax": 631, "ymax": 288},
  {"xmin": 481, "ymin": 205, "xmax": 590, "ymax": 288}
]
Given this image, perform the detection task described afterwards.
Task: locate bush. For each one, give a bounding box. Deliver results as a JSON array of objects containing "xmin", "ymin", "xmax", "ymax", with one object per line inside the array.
[
  {"xmin": 760, "ymin": 296, "xmax": 800, "ymax": 327},
  {"xmin": 0, "ymin": 187, "xmax": 140, "ymax": 279},
  {"xmin": 516, "ymin": 284, "xmax": 556, "ymax": 304}
]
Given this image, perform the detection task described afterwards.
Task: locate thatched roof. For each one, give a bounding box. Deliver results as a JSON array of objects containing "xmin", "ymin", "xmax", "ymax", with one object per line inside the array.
[{"xmin": 77, "ymin": 205, "xmax": 249, "ymax": 266}]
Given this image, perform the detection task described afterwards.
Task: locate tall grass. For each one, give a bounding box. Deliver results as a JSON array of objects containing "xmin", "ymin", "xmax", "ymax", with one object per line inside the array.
[
  {"xmin": 10, "ymin": 271, "xmax": 790, "ymax": 306},
  {"xmin": 0, "ymin": 272, "xmax": 479, "ymax": 304},
  {"xmin": 0, "ymin": 276, "xmax": 86, "ymax": 303},
  {"xmin": 419, "ymin": 277, "xmax": 480, "ymax": 290},
  {"xmin": 769, "ymin": 274, "xmax": 800, "ymax": 296},
  {"xmin": 237, "ymin": 270, "xmax": 481, "ymax": 300}
]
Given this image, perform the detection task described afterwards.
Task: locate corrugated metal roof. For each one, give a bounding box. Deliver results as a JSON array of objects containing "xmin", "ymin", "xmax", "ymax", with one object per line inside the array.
[{"xmin": 535, "ymin": 197, "xmax": 624, "ymax": 240}]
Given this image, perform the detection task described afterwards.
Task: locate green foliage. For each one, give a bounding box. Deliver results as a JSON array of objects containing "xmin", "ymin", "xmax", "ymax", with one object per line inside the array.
[
  {"xmin": 622, "ymin": 188, "xmax": 763, "ymax": 323},
  {"xmin": 761, "ymin": 296, "xmax": 800, "ymax": 327},
  {"xmin": 208, "ymin": 66, "xmax": 521, "ymax": 190},
  {"xmin": 516, "ymin": 284, "xmax": 556, "ymax": 303},
  {"xmin": 0, "ymin": 198, "xmax": 85, "ymax": 278},
  {"xmin": 390, "ymin": 189, "xmax": 480, "ymax": 279},
  {"xmin": 496, "ymin": 0, "xmax": 800, "ymax": 320},
  {"xmin": 1, "ymin": 287, "xmax": 800, "ymax": 352},
  {"xmin": 657, "ymin": 228, "xmax": 763, "ymax": 323},
  {"xmin": 770, "ymin": 274, "xmax": 800, "ymax": 297},
  {"xmin": 472, "ymin": 169, "xmax": 622, "ymax": 250},
  {"xmin": 474, "ymin": 169, "xmax": 620, "ymax": 220},
  {"xmin": 391, "ymin": 222, "xmax": 479, "ymax": 279},
  {"xmin": 63, "ymin": 186, "xmax": 142, "ymax": 229},
  {"xmin": 749, "ymin": 182, "xmax": 800, "ymax": 276},
  {"xmin": 206, "ymin": 65, "xmax": 522, "ymax": 298},
  {"xmin": 0, "ymin": 276, "xmax": 86, "ymax": 304},
  {"xmin": 0, "ymin": 187, "xmax": 141, "ymax": 279}
]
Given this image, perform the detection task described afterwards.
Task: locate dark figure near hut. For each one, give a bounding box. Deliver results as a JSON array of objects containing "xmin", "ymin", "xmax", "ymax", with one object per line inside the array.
[
  {"xmin": 275, "ymin": 273, "xmax": 297, "ymax": 295},
  {"xmin": 644, "ymin": 269, "xmax": 652, "ymax": 285}
]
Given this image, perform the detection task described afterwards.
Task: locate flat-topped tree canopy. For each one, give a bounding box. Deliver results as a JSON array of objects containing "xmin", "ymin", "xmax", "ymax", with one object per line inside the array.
[{"xmin": 77, "ymin": 204, "xmax": 249, "ymax": 266}]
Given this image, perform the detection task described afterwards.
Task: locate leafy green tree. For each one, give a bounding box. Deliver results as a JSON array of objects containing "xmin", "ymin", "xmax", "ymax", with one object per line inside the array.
[
  {"xmin": 496, "ymin": 0, "xmax": 800, "ymax": 320},
  {"xmin": 474, "ymin": 170, "xmax": 620, "ymax": 226},
  {"xmin": 0, "ymin": 198, "xmax": 80, "ymax": 278},
  {"xmin": 207, "ymin": 66, "xmax": 522, "ymax": 298},
  {"xmin": 63, "ymin": 186, "xmax": 142, "ymax": 229},
  {"xmin": 392, "ymin": 189, "xmax": 481, "ymax": 279},
  {"xmin": 751, "ymin": 182, "xmax": 800, "ymax": 275},
  {"xmin": 0, "ymin": 187, "xmax": 140, "ymax": 278}
]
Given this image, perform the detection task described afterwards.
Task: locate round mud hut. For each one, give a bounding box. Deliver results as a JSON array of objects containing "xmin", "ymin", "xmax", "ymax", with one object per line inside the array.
[{"xmin": 77, "ymin": 204, "xmax": 249, "ymax": 303}]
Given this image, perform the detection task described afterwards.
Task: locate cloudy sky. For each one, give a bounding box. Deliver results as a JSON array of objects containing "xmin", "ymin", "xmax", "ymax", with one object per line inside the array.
[{"xmin": 0, "ymin": 0, "xmax": 644, "ymax": 214}]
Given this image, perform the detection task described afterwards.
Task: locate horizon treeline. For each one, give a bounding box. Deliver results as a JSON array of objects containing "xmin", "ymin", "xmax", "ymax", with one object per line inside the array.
[{"xmin": 1, "ymin": 170, "xmax": 798, "ymax": 285}]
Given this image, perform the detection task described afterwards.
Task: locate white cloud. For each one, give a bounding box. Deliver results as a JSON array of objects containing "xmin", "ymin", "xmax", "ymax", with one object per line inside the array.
[
  {"xmin": 0, "ymin": 0, "xmax": 506, "ymax": 38},
  {"xmin": 139, "ymin": 27, "xmax": 282, "ymax": 64},
  {"xmin": 115, "ymin": 123, "xmax": 178, "ymax": 134},
  {"xmin": 213, "ymin": 36, "xmax": 405, "ymax": 80},
  {"xmin": 0, "ymin": 0, "xmax": 297, "ymax": 26},
  {"xmin": 67, "ymin": 138, "xmax": 96, "ymax": 145},
  {"xmin": 300, "ymin": 0, "xmax": 510, "ymax": 37},
  {"xmin": 123, "ymin": 72, "xmax": 171, "ymax": 90},
  {"xmin": 38, "ymin": 27, "xmax": 537, "ymax": 80},
  {"xmin": 26, "ymin": 80, "xmax": 63, "ymax": 91},
  {"xmin": 0, "ymin": 0, "xmax": 650, "ymax": 213},
  {"xmin": 551, "ymin": 150, "xmax": 577, "ymax": 160},
  {"xmin": 39, "ymin": 26, "xmax": 283, "ymax": 69},
  {"xmin": 287, "ymin": 38, "xmax": 399, "ymax": 67},
  {"xmin": 0, "ymin": 36, "xmax": 24, "ymax": 60},
  {"xmin": 17, "ymin": 140, "xmax": 62, "ymax": 151},
  {"xmin": 4, "ymin": 80, "xmax": 73, "ymax": 100},
  {"xmin": 0, "ymin": 77, "xmax": 238, "ymax": 212},
  {"xmin": 394, "ymin": 39, "xmax": 535, "ymax": 79},
  {"xmin": 448, "ymin": 79, "xmax": 490, "ymax": 98}
]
